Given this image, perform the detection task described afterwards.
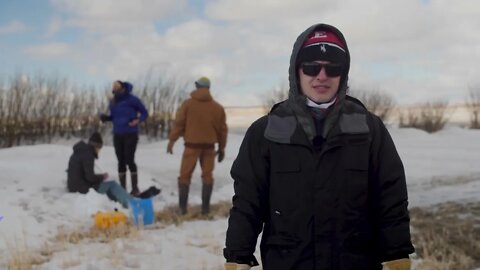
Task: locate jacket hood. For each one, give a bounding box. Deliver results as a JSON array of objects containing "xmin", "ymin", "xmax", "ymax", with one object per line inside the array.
[
  {"xmin": 284, "ymin": 23, "xmax": 351, "ymax": 141},
  {"xmin": 123, "ymin": 81, "xmax": 133, "ymax": 94},
  {"xmin": 73, "ymin": 140, "xmax": 97, "ymax": 159},
  {"xmin": 113, "ymin": 81, "xmax": 133, "ymax": 102},
  {"xmin": 288, "ymin": 23, "xmax": 350, "ymax": 101},
  {"xmin": 190, "ymin": 88, "xmax": 213, "ymax": 102}
]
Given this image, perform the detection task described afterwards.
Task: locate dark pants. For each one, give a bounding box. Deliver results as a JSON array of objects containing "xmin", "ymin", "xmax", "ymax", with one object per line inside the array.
[{"xmin": 114, "ymin": 133, "xmax": 138, "ymax": 173}]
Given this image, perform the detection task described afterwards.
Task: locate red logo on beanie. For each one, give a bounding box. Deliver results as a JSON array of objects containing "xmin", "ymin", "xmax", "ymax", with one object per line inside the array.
[{"xmin": 303, "ymin": 31, "xmax": 345, "ymax": 52}]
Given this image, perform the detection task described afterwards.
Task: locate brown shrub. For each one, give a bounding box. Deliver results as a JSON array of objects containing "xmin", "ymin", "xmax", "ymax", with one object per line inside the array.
[{"xmin": 410, "ymin": 201, "xmax": 480, "ymax": 269}]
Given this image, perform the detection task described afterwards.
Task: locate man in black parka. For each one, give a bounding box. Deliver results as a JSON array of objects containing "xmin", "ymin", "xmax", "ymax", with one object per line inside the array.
[{"xmin": 224, "ymin": 23, "xmax": 414, "ymax": 270}]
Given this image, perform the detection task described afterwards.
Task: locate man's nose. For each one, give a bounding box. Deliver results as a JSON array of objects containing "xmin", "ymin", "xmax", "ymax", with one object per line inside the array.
[{"xmin": 315, "ymin": 67, "xmax": 328, "ymax": 80}]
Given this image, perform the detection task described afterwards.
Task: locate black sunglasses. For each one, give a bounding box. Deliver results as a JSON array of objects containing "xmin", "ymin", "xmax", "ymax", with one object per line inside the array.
[{"xmin": 301, "ymin": 62, "xmax": 343, "ymax": 77}]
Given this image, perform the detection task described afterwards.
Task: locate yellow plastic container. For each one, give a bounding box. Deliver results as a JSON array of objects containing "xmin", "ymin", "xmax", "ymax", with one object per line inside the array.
[{"xmin": 94, "ymin": 210, "xmax": 128, "ymax": 229}]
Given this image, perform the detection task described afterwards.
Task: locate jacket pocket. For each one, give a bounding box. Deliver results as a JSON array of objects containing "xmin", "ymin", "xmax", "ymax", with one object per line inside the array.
[
  {"xmin": 340, "ymin": 232, "xmax": 377, "ymax": 270},
  {"xmin": 263, "ymin": 234, "xmax": 303, "ymax": 270},
  {"xmin": 270, "ymin": 155, "xmax": 301, "ymax": 212},
  {"xmin": 264, "ymin": 234, "xmax": 301, "ymax": 258},
  {"xmin": 342, "ymin": 141, "xmax": 369, "ymax": 208},
  {"xmin": 339, "ymin": 252, "xmax": 373, "ymax": 270},
  {"xmin": 265, "ymin": 234, "xmax": 301, "ymax": 249},
  {"xmin": 343, "ymin": 137, "xmax": 369, "ymax": 171},
  {"xmin": 343, "ymin": 232, "xmax": 371, "ymax": 254},
  {"xmin": 273, "ymin": 157, "xmax": 301, "ymax": 173}
]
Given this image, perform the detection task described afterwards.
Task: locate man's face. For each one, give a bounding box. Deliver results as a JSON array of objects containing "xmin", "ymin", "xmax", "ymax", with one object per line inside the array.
[
  {"xmin": 298, "ymin": 60, "xmax": 342, "ymax": 103},
  {"xmin": 112, "ymin": 81, "xmax": 124, "ymax": 94}
]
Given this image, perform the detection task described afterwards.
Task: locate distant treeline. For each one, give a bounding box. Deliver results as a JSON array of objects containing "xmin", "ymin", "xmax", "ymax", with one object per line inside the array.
[
  {"xmin": 261, "ymin": 85, "xmax": 480, "ymax": 133},
  {"xmin": 0, "ymin": 72, "xmax": 189, "ymax": 148}
]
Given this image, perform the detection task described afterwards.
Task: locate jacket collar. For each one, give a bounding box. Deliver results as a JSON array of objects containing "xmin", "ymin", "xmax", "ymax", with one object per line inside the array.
[{"xmin": 264, "ymin": 97, "xmax": 370, "ymax": 148}]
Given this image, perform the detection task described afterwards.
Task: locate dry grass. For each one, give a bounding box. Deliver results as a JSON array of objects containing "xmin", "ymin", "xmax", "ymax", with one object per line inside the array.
[
  {"xmin": 1, "ymin": 201, "xmax": 232, "ymax": 269},
  {"xmin": 155, "ymin": 200, "xmax": 232, "ymax": 226},
  {"xmin": 4, "ymin": 234, "xmax": 50, "ymax": 270},
  {"xmin": 4, "ymin": 200, "xmax": 480, "ymax": 270},
  {"xmin": 55, "ymin": 223, "xmax": 139, "ymax": 245},
  {"xmin": 410, "ymin": 201, "xmax": 480, "ymax": 270},
  {"xmin": 2, "ymin": 221, "xmax": 139, "ymax": 269}
]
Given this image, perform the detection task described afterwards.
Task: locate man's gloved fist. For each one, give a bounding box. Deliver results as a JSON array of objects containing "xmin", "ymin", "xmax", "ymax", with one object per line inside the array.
[
  {"xmin": 99, "ymin": 114, "xmax": 111, "ymax": 123},
  {"xmin": 224, "ymin": 263, "xmax": 250, "ymax": 270},
  {"xmin": 383, "ymin": 258, "xmax": 411, "ymax": 270},
  {"xmin": 217, "ymin": 149, "xmax": 225, "ymax": 162},
  {"xmin": 167, "ymin": 141, "xmax": 174, "ymax": 154}
]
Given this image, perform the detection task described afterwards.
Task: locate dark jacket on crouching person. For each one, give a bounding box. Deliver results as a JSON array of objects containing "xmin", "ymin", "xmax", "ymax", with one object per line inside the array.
[
  {"xmin": 66, "ymin": 132, "xmax": 139, "ymax": 209},
  {"xmin": 67, "ymin": 139, "xmax": 103, "ymax": 193}
]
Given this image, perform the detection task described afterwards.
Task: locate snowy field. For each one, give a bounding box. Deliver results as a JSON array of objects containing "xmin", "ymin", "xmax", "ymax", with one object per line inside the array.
[{"xmin": 1, "ymin": 126, "xmax": 480, "ymax": 269}]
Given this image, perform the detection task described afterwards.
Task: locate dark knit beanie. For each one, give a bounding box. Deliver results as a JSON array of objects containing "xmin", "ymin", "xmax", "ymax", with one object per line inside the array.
[
  {"xmin": 297, "ymin": 30, "xmax": 347, "ymax": 65},
  {"xmin": 88, "ymin": 132, "xmax": 103, "ymax": 148}
]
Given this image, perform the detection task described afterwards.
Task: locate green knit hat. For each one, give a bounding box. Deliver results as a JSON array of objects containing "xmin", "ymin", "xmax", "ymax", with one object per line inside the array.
[{"xmin": 195, "ymin": 77, "xmax": 211, "ymax": 88}]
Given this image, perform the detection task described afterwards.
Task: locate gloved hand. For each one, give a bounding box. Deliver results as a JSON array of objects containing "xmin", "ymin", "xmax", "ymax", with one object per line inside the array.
[
  {"xmin": 224, "ymin": 263, "xmax": 251, "ymax": 270},
  {"xmin": 217, "ymin": 149, "xmax": 225, "ymax": 162},
  {"xmin": 167, "ymin": 141, "xmax": 174, "ymax": 154},
  {"xmin": 99, "ymin": 114, "xmax": 111, "ymax": 123},
  {"xmin": 383, "ymin": 258, "xmax": 411, "ymax": 270},
  {"xmin": 128, "ymin": 118, "xmax": 140, "ymax": 127}
]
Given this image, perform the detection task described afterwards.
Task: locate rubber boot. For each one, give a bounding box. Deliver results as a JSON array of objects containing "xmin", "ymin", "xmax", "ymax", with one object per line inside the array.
[
  {"xmin": 201, "ymin": 184, "xmax": 213, "ymax": 215},
  {"xmin": 130, "ymin": 172, "xmax": 140, "ymax": 197},
  {"xmin": 119, "ymin": 172, "xmax": 126, "ymax": 190},
  {"xmin": 178, "ymin": 184, "xmax": 189, "ymax": 215}
]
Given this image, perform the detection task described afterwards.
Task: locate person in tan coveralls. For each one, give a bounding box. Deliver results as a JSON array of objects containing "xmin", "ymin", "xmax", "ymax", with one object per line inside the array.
[{"xmin": 167, "ymin": 77, "xmax": 228, "ymax": 215}]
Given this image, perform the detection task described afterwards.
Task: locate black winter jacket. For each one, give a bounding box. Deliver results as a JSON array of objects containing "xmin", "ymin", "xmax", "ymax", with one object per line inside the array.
[
  {"xmin": 224, "ymin": 23, "xmax": 414, "ymax": 270},
  {"xmin": 67, "ymin": 141, "xmax": 104, "ymax": 193}
]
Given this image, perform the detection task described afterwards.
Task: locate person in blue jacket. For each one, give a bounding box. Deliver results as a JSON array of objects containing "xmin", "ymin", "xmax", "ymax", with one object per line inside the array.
[{"xmin": 100, "ymin": 80, "xmax": 148, "ymax": 196}]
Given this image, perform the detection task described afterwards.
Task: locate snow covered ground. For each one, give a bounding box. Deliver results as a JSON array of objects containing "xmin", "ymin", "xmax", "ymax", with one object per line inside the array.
[{"xmin": 1, "ymin": 126, "xmax": 479, "ymax": 269}]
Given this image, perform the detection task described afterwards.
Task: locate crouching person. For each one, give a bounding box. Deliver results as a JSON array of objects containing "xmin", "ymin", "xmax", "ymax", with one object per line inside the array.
[{"xmin": 67, "ymin": 132, "xmax": 132, "ymax": 208}]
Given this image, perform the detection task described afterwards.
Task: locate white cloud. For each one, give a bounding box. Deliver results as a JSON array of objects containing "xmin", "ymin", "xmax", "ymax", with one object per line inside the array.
[
  {"xmin": 0, "ymin": 20, "xmax": 28, "ymax": 34},
  {"xmin": 35, "ymin": 0, "xmax": 480, "ymax": 105},
  {"xmin": 46, "ymin": 17, "xmax": 63, "ymax": 37},
  {"xmin": 24, "ymin": 42, "xmax": 71, "ymax": 58},
  {"xmin": 49, "ymin": 0, "xmax": 188, "ymax": 33},
  {"xmin": 205, "ymin": 0, "xmax": 339, "ymax": 25},
  {"xmin": 164, "ymin": 20, "xmax": 216, "ymax": 51}
]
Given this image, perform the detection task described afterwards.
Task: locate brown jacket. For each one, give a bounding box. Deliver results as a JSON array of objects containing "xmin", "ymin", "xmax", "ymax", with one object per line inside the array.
[{"xmin": 169, "ymin": 88, "xmax": 228, "ymax": 150}]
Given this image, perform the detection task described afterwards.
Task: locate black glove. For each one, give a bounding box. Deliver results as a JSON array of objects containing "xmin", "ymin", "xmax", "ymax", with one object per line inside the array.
[
  {"xmin": 99, "ymin": 114, "xmax": 111, "ymax": 123},
  {"xmin": 217, "ymin": 149, "xmax": 225, "ymax": 163}
]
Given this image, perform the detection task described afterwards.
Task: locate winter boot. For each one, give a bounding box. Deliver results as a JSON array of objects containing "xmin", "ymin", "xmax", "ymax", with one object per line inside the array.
[
  {"xmin": 138, "ymin": 186, "xmax": 161, "ymax": 199},
  {"xmin": 130, "ymin": 172, "xmax": 140, "ymax": 197},
  {"xmin": 201, "ymin": 184, "xmax": 213, "ymax": 215},
  {"xmin": 119, "ymin": 172, "xmax": 126, "ymax": 190},
  {"xmin": 178, "ymin": 184, "xmax": 189, "ymax": 215}
]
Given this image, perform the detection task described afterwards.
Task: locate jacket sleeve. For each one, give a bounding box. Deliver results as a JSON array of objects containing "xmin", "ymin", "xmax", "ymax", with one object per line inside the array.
[
  {"xmin": 133, "ymin": 96, "xmax": 148, "ymax": 121},
  {"xmin": 216, "ymin": 106, "xmax": 228, "ymax": 151},
  {"xmin": 82, "ymin": 154, "xmax": 104, "ymax": 186},
  {"xmin": 224, "ymin": 118, "xmax": 269, "ymax": 266},
  {"xmin": 369, "ymin": 116, "xmax": 415, "ymax": 262},
  {"xmin": 169, "ymin": 101, "xmax": 188, "ymax": 143}
]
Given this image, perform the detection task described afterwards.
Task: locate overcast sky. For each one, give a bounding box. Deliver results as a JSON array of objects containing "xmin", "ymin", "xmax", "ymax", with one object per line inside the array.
[{"xmin": 1, "ymin": 0, "xmax": 479, "ymax": 106}]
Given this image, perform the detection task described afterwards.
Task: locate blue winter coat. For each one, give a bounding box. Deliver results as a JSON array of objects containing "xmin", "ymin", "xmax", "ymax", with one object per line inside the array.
[{"xmin": 108, "ymin": 82, "xmax": 148, "ymax": 134}]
